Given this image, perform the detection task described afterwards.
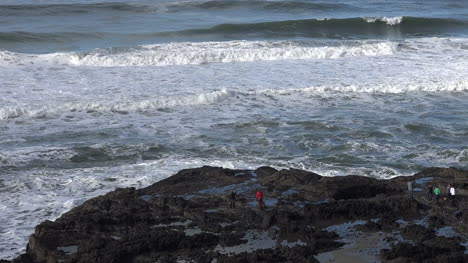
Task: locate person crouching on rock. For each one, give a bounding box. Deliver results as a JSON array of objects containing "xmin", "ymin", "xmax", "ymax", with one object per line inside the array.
[
  {"xmin": 229, "ymin": 190, "xmax": 237, "ymax": 208},
  {"xmin": 256, "ymin": 189, "xmax": 264, "ymax": 211}
]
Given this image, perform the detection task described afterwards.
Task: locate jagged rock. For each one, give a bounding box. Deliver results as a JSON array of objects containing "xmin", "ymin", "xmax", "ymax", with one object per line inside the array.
[
  {"xmin": 218, "ymin": 246, "xmax": 319, "ymax": 263},
  {"xmin": 381, "ymin": 236, "xmax": 467, "ymax": 263},
  {"xmin": 401, "ymin": 224, "xmax": 436, "ymax": 242}
]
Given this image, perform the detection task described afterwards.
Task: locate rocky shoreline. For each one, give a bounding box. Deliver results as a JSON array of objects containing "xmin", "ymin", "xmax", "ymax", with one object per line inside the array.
[{"xmin": 3, "ymin": 166, "xmax": 467, "ymax": 263}]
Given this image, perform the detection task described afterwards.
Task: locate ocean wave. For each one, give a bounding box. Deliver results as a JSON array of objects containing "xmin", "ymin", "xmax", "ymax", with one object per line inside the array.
[
  {"xmin": 0, "ymin": 143, "xmax": 167, "ymax": 168},
  {"xmin": 0, "ymin": 146, "xmax": 74, "ymax": 167},
  {"xmin": 172, "ymin": 16, "xmax": 467, "ymax": 38},
  {"xmin": 1, "ymin": 17, "xmax": 466, "ymax": 46},
  {"xmin": 70, "ymin": 144, "xmax": 167, "ymax": 163},
  {"xmin": 67, "ymin": 40, "xmax": 397, "ymax": 66},
  {"xmin": 0, "ymin": 40, "xmax": 398, "ymax": 66},
  {"xmin": 1, "ymin": 78, "xmax": 467, "ymax": 121},
  {"xmin": 407, "ymin": 148, "xmax": 468, "ymax": 166},
  {"xmin": 0, "ymin": 89, "xmax": 233, "ymax": 120},
  {"xmin": 166, "ymin": 0, "xmax": 353, "ymax": 13}
]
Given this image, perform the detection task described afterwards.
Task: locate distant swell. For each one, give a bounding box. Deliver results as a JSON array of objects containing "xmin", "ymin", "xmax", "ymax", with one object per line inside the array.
[
  {"xmin": 0, "ymin": 31, "xmax": 104, "ymax": 43},
  {"xmin": 0, "ymin": 3, "xmax": 158, "ymax": 16},
  {"xmin": 166, "ymin": 0, "xmax": 353, "ymax": 12},
  {"xmin": 0, "ymin": 40, "xmax": 398, "ymax": 66},
  {"xmin": 0, "ymin": 1, "xmax": 352, "ymax": 16}
]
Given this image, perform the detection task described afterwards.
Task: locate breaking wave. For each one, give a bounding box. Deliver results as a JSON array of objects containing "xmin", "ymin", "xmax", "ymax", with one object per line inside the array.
[
  {"xmin": 256, "ymin": 80, "xmax": 468, "ymax": 95},
  {"xmin": 1, "ymin": 79, "xmax": 467, "ymax": 121},
  {"xmin": 0, "ymin": 40, "xmax": 398, "ymax": 66},
  {"xmin": 0, "ymin": 89, "xmax": 234, "ymax": 120},
  {"xmin": 364, "ymin": 16, "xmax": 403, "ymax": 26}
]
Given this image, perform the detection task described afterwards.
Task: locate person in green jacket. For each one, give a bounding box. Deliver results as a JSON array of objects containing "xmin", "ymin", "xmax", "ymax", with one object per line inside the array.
[{"xmin": 434, "ymin": 187, "xmax": 441, "ymax": 203}]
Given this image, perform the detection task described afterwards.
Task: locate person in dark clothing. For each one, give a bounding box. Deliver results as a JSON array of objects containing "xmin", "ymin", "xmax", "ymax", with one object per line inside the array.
[
  {"xmin": 229, "ymin": 190, "xmax": 237, "ymax": 208},
  {"xmin": 407, "ymin": 181, "xmax": 413, "ymax": 200},
  {"xmin": 427, "ymin": 185, "xmax": 433, "ymax": 200}
]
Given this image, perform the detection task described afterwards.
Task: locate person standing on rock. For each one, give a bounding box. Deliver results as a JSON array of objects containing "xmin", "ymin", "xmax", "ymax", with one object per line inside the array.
[
  {"xmin": 449, "ymin": 185, "xmax": 456, "ymax": 206},
  {"xmin": 427, "ymin": 185, "xmax": 433, "ymax": 200},
  {"xmin": 407, "ymin": 181, "xmax": 413, "ymax": 200},
  {"xmin": 229, "ymin": 190, "xmax": 237, "ymax": 208},
  {"xmin": 256, "ymin": 189, "xmax": 264, "ymax": 211},
  {"xmin": 434, "ymin": 186, "xmax": 441, "ymax": 204}
]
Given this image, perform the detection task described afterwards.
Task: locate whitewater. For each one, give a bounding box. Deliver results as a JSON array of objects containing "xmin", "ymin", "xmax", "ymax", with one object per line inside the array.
[{"xmin": 1, "ymin": 0, "xmax": 468, "ymax": 260}]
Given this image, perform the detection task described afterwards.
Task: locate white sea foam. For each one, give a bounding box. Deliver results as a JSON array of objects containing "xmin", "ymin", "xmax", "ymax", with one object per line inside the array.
[
  {"xmin": 314, "ymin": 81, "xmax": 468, "ymax": 93},
  {"xmin": 2, "ymin": 76, "xmax": 467, "ymax": 122},
  {"xmin": 364, "ymin": 16, "xmax": 403, "ymax": 26},
  {"xmin": 65, "ymin": 41, "xmax": 398, "ymax": 66},
  {"xmin": 0, "ymin": 157, "xmax": 262, "ymax": 259},
  {"xmin": 1, "ymin": 36, "xmax": 468, "ymax": 260},
  {"xmin": 253, "ymin": 79, "xmax": 468, "ymax": 95},
  {"xmin": 409, "ymin": 148, "xmax": 468, "ymax": 167},
  {"xmin": 0, "ymin": 40, "xmax": 398, "ymax": 67}
]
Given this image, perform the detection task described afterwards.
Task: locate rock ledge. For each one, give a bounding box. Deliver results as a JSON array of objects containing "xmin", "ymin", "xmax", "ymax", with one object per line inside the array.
[{"xmin": 5, "ymin": 166, "xmax": 468, "ymax": 263}]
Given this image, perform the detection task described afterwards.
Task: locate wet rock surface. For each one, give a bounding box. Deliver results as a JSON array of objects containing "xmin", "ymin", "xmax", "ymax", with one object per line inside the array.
[{"xmin": 6, "ymin": 166, "xmax": 468, "ymax": 263}]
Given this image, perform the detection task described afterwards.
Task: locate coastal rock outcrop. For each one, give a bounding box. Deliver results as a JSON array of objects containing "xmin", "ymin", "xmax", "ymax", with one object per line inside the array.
[{"xmin": 7, "ymin": 166, "xmax": 468, "ymax": 263}]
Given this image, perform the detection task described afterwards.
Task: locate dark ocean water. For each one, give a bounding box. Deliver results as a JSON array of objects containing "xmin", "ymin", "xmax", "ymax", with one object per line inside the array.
[
  {"xmin": 2, "ymin": 0, "xmax": 468, "ymax": 53},
  {"xmin": 1, "ymin": 0, "xmax": 468, "ymax": 259}
]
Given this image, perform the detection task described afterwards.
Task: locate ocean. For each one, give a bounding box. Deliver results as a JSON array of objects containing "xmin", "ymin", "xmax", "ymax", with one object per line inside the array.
[{"xmin": 1, "ymin": 0, "xmax": 468, "ymax": 259}]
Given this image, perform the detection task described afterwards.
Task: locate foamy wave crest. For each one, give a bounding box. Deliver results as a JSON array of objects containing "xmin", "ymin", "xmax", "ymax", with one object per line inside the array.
[
  {"xmin": 364, "ymin": 16, "xmax": 403, "ymax": 26},
  {"xmin": 1, "ymin": 40, "xmax": 398, "ymax": 67},
  {"xmin": 63, "ymin": 40, "xmax": 398, "ymax": 66},
  {"xmin": 314, "ymin": 80, "xmax": 468, "ymax": 93},
  {"xmin": 0, "ymin": 50, "xmax": 45, "ymax": 65},
  {"xmin": 0, "ymin": 89, "xmax": 232, "ymax": 120}
]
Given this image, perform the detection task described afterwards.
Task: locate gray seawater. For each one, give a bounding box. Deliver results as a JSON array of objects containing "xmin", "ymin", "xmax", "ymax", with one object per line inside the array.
[{"xmin": 1, "ymin": 0, "xmax": 468, "ymax": 259}]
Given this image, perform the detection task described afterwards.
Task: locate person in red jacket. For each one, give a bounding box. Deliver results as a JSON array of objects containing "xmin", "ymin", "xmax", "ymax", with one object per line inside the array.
[{"xmin": 256, "ymin": 189, "xmax": 264, "ymax": 211}]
